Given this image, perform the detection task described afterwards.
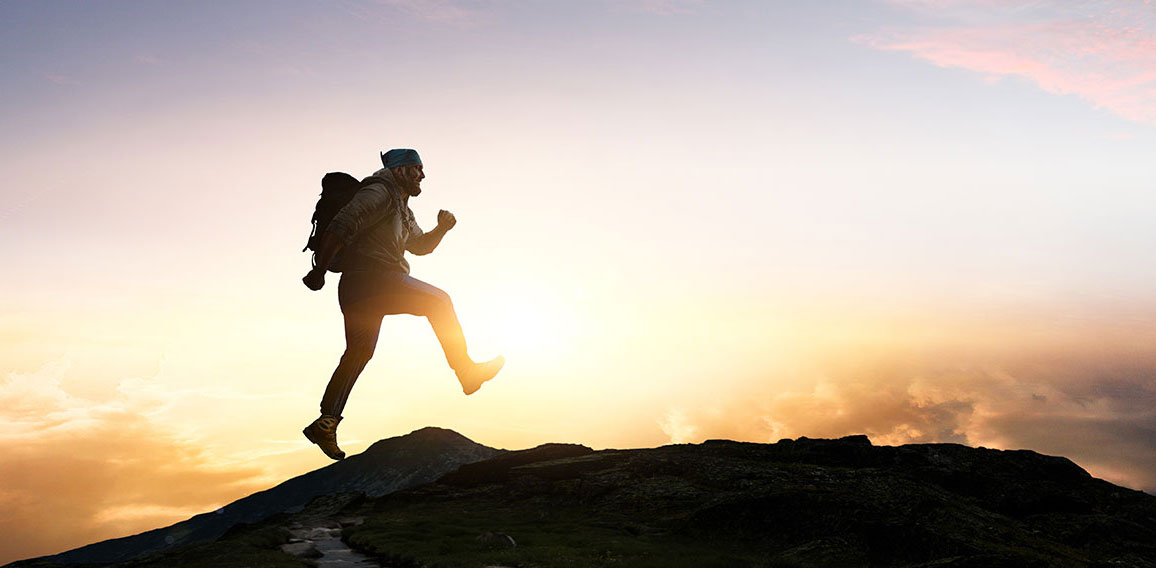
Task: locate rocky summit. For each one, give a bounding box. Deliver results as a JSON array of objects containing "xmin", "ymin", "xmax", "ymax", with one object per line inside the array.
[{"xmin": 10, "ymin": 431, "xmax": 1156, "ymax": 567}]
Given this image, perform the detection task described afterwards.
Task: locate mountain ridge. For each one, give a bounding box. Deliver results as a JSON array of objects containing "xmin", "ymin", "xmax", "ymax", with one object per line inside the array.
[
  {"xmin": 9, "ymin": 429, "xmax": 1156, "ymax": 567},
  {"xmin": 330, "ymin": 433, "xmax": 1156, "ymax": 567}
]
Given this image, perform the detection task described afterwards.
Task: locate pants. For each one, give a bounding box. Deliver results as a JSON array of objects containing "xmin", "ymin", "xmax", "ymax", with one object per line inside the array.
[{"xmin": 319, "ymin": 269, "xmax": 471, "ymax": 417}]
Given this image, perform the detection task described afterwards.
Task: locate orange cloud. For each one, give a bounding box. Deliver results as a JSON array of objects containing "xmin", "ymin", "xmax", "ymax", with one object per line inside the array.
[
  {"xmin": 655, "ymin": 320, "xmax": 1156, "ymax": 493},
  {"xmin": 0, "ymin": 360, "xmax": 270, "ymax": 565},
  {"xmin": 861, "ymin": 1, "xmax": 1156, "ymax": 125}
]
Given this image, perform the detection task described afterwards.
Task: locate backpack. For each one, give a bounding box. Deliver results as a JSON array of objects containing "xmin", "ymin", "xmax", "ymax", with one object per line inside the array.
[{"xmin": 303, "ymin": 172, "xmax": 363, "ymax": 272}]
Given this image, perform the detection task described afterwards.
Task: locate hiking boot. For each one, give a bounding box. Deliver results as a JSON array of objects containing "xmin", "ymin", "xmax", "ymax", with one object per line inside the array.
[
  {"xmin": 456, "ymin": 355, "xmax": 505, "ymax": 395},
  {"xmin": 303, "ymin": 414, "xmax": 345, "ymax": 460}
]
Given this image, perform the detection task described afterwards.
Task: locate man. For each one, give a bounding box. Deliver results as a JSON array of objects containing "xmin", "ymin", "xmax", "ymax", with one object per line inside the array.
[{"xmin": 301, "ymin": 148, "xmax": 504, "ymax": 460}]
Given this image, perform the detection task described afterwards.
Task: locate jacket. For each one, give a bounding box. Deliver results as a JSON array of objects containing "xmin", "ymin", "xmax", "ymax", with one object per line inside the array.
[{"xmin": 325, "ymin": 168, "xmax": 435, "ymax": 274}]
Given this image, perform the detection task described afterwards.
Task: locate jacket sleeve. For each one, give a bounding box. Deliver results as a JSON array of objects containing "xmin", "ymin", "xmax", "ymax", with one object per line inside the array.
[
  {"xmin": 404, "ymin": 211, "xmax": 435, "ymax": 255},
  {"xmin": 326, "ymin": 187, "xmax": 393, "ymax": 246}
]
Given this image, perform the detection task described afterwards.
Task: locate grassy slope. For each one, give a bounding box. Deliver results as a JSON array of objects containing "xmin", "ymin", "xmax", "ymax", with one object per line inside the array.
[{"xmin": 344, "ymin": 498, "xmax": 770, "ymax": 568}]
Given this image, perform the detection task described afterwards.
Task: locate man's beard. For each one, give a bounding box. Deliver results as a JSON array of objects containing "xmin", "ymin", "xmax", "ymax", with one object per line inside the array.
[{"xmin": 398, "ymin": 175, "xmax": 421, "ymax": 196}]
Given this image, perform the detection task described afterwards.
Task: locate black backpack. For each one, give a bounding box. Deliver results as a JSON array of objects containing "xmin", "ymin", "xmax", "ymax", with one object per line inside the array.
[{"xmin": 303, "ymin": 172, "xmax": 364, "ymax": 272}]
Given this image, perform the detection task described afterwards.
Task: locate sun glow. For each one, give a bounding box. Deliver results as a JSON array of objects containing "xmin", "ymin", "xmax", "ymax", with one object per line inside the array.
[{"xmin": 462, "ymin": 283, "xmax": 582, "ymax": 363}]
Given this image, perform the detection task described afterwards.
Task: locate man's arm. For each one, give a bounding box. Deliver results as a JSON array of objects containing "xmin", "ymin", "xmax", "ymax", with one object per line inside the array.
[
  {"xmin": 303, "ymin": 185, "xmax": 392, "ymax": 291},
  {"xmin": 406, "ymin": 209, "xmax": 457, "ymax": 256},
  {"xmin": 303, "ymin": 231, "xmax": 344, "ymax": 290},
  {"xmin": 327, "ymin": 185, "xmax": 390, "ymax": 246}
]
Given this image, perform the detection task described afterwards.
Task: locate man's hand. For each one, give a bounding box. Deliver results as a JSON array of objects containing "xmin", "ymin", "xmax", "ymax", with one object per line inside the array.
[
  {"xmin": 303, "ymin": 267, "xmax": 326, "ymax": 291},
  {"xmin": 437, "ymin": 209, "xmax": 457, "ymax": 231}
]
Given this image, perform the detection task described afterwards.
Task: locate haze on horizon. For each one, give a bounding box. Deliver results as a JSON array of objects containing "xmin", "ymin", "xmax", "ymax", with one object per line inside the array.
[{"xmin": 3, "ymin": 0, "xmax": 1156, "ymax": 563}]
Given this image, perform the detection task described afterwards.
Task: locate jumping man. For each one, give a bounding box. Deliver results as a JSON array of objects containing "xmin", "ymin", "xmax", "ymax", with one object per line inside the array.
[{"xmin": 301, "ymin": 148, "xmax": 504, "ymax": 460}]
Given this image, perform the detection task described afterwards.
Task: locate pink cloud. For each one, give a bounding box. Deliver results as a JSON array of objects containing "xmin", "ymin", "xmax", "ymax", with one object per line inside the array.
[
  {"xmin": 861, "ymin": 1, "xmax": 1156, "ymax": 125},
  {"xmin": 372, "ymin": 0, "xmax": 486, "ymax": 28},
  {"xmin": 43, "ymin": 72, "xmax": 79, "ymax": 86},
  {"xmin": 621, "ymin": 0, "xmax": 702, "ymax": 15}
]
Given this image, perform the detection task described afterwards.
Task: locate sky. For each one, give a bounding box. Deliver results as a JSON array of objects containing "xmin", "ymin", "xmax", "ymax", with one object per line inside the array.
[{"xmin": 3, "ymin": 0, "xmax": 1156, "ymax": 562}]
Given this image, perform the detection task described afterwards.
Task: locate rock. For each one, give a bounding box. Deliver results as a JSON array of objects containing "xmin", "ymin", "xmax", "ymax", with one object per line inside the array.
[
  {"xmin": 338, "ymin": 516, "xmax": 364, "ymax": 527},
  {"xmin": 475, "ymin": 531, "xmax": 516, "ymax": 548},
  {"xmin": 308, "ymin": 526, "xmax": 341, "ymax": 540},
  {"xmin": 280, "ymin": 541, "xmax": 323, "ymax": 559}
]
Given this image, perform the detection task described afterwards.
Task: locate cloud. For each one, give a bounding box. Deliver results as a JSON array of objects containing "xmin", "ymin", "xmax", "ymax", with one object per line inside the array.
[
  {"xmin": 42, "ymin": 72, "xmax": 79, "ymax": 86},
  {"xmin": 372, "ymin": 0, "xmax": 488, "ymax": 28},
  {"xmin": 618, "ymin": 0, "xmax": 702, "ymax": 15},
  {"xmin": 860, "ymin": 0, "xmax": 1156, "ymax": 125},
  {"xmin": 880, "ymin": 0, "xmax": 1046, "ymax": 12},
  {"xmin": 0, "ymin": 359, "xmax": 270, "ymax": 564},
  {"xmin": 346, "ymin": 0, "xmax": 699, "ymax": 25},
  {"xmin": 134, "ymin": 54, "xmax": 166, "ymax": 66},
  {"xmin": 658, "ymin": 340, "xmax": 1156, "ymax": 493},
  {"xmin": 659, "ymin": 407, "xmax": 700, "ymax": 443}
]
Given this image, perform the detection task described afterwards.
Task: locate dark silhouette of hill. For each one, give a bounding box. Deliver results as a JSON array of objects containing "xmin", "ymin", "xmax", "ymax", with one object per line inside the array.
[
  {"xmin": 332, "ymin": 436, "xmax": 1156, "ymax": 567},
  {"xmin": 10, "ymin": 431, "xmax": 1156, "ymax": 567},
  {"xmin": 12, "ymin": 427, "xmax": 500, "ymax": 566}
]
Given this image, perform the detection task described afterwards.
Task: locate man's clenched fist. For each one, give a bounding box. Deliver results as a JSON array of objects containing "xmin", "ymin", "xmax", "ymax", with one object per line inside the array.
[{"xmin": 437, "ymin": 209, "xmax": 457, "ymax": 230}]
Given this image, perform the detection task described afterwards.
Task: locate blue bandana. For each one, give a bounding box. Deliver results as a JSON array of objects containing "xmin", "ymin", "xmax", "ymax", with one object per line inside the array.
[{"xmin": 381, "ymin": 149, "xmax": 422, "ymax": 169}]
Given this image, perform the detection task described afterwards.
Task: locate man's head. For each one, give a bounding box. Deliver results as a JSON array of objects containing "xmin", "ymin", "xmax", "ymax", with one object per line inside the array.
[{"xmin": 381, "ymin": 148, "xmax": 424, "ymax": 196}]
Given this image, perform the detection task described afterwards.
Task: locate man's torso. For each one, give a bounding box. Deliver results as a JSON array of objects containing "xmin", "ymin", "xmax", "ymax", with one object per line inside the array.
[{"xmin": 328, "ymin": 168, "xmax": 423, "ymax": 274}]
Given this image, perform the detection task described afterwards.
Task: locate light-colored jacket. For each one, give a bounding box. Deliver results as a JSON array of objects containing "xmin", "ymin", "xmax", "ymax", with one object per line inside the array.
[{"xmin": 326, "ymin": 168, "xmax": 438, "ymax": 274}]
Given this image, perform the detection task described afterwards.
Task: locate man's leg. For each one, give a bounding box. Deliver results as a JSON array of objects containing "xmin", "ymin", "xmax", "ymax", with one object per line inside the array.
[
  {"xmin": 380, "ymin": 274, "xmax": 471, "ymax": 371},
  {"xmin": 305, "ymin": 296, "xmax": 384, "ymax": 460},
  {"xmin": 378, "ymin": 274, "xmax": 503, "ymax": 393},
  {"xmin": 321, "ymin": 304, "xmax": 385, "ymax": 417}
]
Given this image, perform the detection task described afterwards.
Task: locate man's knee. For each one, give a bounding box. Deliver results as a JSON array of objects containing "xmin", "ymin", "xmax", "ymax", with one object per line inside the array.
[
  {"xmin": 437, "ymin": 290, "xmax": 453, "ymax": 309},
  {"xmin": 341, "ymin": 343, "xmax": 376, "ymax": 365},
  {"xmin": 424, "ymin": 288, "xmax": 454, "ymax": 315}
]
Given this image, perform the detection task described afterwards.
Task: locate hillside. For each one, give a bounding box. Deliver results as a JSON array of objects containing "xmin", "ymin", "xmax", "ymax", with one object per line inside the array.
[
  {"xmin": 11, "ymin": 432, "xmax": 1156, "ymax": 567},
  {"xmin": 330, "ymin": 435, "xmax": 1156, "ymax": 567},
  {"xmin": 9, "ymin": 427, "xmax": 500, "ymax": 566}
]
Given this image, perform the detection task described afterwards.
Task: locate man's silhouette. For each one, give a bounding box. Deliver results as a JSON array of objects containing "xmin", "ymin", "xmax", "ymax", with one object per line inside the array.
[{"xmin": 301, "ymin": 148, "xmax": 504, "ymax": 460}]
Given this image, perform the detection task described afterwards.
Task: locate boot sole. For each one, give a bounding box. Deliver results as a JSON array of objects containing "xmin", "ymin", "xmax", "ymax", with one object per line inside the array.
[{"xmin": 303, "ymin": 426, "xmax": 346, "ymax": 460}]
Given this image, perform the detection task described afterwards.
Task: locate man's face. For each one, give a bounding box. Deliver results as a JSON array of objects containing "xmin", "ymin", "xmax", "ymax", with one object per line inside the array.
[{"xmin": 396, "ymin": 164, "xmax": 425, "ymax": 196}]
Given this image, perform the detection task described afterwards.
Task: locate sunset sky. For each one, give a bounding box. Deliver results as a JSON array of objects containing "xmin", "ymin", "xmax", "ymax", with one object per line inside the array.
[{"xmin": 4, "ymin": 0, "xmax": 1156, "ymax": 563}]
